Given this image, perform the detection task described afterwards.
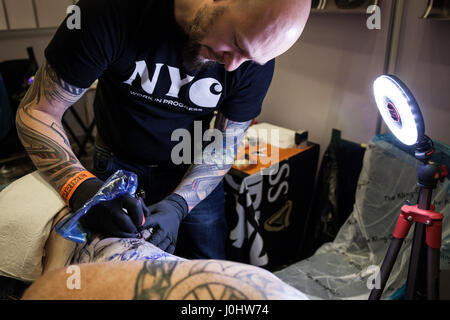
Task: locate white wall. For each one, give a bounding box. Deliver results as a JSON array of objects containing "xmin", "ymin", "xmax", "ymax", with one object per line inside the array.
[
  {"xmin": 259, "ymin": 7, "xmax": 390, "ymax": 154},
  {"xmin": 0, "ymin": 1, "xmax": 448, "ymax": 150},
  {"xmin": 259, "ymin": 1, "xmax": 450, "ymax": 153},
  {"xmin": 0, "ymin": 29, "xmax": 53, "ymax": 63},
  {"xmin": 395, "ymin": 1, "xmax": 450, "ymax": 146}
]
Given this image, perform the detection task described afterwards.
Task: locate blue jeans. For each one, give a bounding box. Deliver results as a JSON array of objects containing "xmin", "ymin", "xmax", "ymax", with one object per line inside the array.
[{"xmin": 91, "ymin": 142, "xmax": 227, "ymax": 260}]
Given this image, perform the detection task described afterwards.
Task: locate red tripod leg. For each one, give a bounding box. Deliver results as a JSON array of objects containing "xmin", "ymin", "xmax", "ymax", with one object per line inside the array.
[
  {"xmin": 426, "ymin": 217, "xmax": 442, "ymax": 300},
  {"xmin": 369, "ymin": 213, "xmax": 412, "ymax": 300},
  {"xmin": 404, "ymin": 224, "xmax": 427, "ymax": 299},
  {"xmin": 427, "ymin": 246, "xmax": 440, "ymax": 299},
  {"xmin": 402, "ymin": 203, "xmax": 443, "ymax": 300}
]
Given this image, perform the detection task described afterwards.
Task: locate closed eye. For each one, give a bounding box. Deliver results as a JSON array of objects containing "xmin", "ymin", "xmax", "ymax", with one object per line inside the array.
[
  {"xmin": 233, "ymin": 33, "xmax": 266, "ymax": 65},
  {"xmin": 201, "ymin": 45, "xmax": 223, "ymax": 62},
  {"xmin": 233, "ymin": 33, "xmax": 247, "ymax": 56}
]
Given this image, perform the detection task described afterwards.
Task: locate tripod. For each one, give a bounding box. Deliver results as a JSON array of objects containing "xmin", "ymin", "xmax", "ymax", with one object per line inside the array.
[{"xmin": 369, "ymin": 136, "xmax": 448, "ymax": 300}]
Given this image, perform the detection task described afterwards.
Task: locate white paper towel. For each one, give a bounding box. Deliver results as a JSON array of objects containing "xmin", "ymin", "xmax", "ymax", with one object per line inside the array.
[
  {"xmin": 244, "ymin": 122, "xmax": 305, "ymax": 149},
  {"xmin": 0, "ymin": 171, "xmax": 65, "ymax": 281}
]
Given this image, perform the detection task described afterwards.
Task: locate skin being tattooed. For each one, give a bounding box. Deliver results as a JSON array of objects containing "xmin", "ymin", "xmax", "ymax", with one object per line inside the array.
[
  {"xmin": 23, "ymin": 231, "xmax": 306, "ymax": 300},
  {"xmin": 174, "ymin": 112, "xmax": 251, "ymax": 211},
  {"xmin": 15, "ymin": 59, "xmax": 88, "ymax": 191},
  {"xmin": 22, "ymin": 258, "xmax": 308, "ymax": 300},
  {"xmin": 133, "ymin": 259, "xmax": 306, "ymax": 300}
]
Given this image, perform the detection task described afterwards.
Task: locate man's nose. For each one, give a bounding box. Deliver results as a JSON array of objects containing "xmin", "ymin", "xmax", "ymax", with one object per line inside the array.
[{"xmin": 223, "ymin": 52, "xmax": 248, "ymax": 72}]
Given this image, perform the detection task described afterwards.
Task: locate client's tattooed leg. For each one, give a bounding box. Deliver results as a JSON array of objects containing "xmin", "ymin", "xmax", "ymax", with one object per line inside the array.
[{"xmin": 22, "ymin": 259, "xmax": 308, "ymax": 300}]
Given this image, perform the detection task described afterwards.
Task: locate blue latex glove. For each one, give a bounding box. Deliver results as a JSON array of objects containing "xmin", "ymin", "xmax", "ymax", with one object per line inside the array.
[{"xmin": 143, "ymin": 193, "xmax": 189, "ymax": 253}]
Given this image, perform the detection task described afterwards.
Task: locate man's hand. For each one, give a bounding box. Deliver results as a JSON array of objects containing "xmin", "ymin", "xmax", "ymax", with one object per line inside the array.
[
  {"xmin": 70, "ymin": 178, "xmax": 146, "ymax": 238},
  {"xmin": 142, "ymin": 193, "xmax": 189, "ymax": 253}
]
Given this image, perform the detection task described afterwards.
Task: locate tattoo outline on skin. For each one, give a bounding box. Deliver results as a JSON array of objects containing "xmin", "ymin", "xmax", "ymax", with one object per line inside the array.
[
  {"xmin": 133, "ymin": 260, "xmax": 179, "ymax": 300},
  {"xmin": 174, "ymin": 113, "xmax": 251, "ymax": 211},
  {"xmin": 16, "ymin": 60, "xmax": 88, "ymax": 190},
  {"xmin": 133, "ymin": 259, "xmax": 305, "ymax": 300}
]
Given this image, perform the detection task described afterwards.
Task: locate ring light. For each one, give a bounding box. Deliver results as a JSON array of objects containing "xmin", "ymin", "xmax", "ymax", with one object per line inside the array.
[{"xmin": 373, "ymin": 75, "xmax": 425, "ymax": 146}]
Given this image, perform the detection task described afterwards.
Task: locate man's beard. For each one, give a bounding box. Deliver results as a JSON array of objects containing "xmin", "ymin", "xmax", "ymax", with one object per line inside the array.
[
  {"xmin": 181, "ymin": 5, "xmax": 226, "ymax": 73},
  {"xmin": 182, "ymin": 40, "xmax": 215, "ymax": 72}
]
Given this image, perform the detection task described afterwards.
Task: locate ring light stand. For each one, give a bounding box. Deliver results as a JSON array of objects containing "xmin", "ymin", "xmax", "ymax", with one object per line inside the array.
[{"xmin": 369, "ymin": 75, "xmax": 448, "ymax": 300}]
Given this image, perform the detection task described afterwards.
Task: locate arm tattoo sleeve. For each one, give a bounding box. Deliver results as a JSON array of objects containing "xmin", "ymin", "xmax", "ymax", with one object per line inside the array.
[
  {"xmin": 15, "ymin": 60, "xmax": 88, "ymax": 191},
  {"xmin": 133, "ymin": 260, "xmax": 305, "ymax": 300},
  {"xmin": 174, "ymin": 113, "xmax": 251, "ymax": 211},
  {"xmin": 19, "ymin": 60, "xmax": 86, "ymax": 108}
]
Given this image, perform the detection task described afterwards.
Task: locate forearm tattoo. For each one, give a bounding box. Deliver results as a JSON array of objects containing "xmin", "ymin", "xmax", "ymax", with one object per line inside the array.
[
  {"xmin": 133, "ymin": 260, "xmax": 305, "ymax": 300},
  {"xmin": 174, "ymin": 113, "xmax": 251, "ymax": 211},
  {"xmin": 16, "ymin": 60, "xmax": 87, "ymax": 190}
]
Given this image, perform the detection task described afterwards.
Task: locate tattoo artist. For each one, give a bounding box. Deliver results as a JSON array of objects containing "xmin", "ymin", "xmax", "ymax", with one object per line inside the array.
[{"xmin": 16, "ymin": 0, "xmax": 311, "ymax": 259}]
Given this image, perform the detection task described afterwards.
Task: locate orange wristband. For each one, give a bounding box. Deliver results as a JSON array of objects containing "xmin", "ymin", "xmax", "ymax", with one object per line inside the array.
[{"xmin": 60, "ymin": 171, "xmax": 96, "ymax": 206}]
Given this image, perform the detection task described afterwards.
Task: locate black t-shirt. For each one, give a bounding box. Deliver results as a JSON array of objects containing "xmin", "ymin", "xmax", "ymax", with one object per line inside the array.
[{"xmin": 45, "ymin": 0, "xmax": 275, "ymax": 164}]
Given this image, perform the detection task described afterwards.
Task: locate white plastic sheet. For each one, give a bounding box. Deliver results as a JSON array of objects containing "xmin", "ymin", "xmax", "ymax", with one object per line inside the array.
[{"xmin": 275, "ymin": 137, "xmax": 450, "ymax": 300}]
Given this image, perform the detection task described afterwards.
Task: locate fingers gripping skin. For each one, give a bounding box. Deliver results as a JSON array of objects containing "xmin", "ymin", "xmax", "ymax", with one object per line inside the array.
[
  {"xmin": 142, "ymin": 193, "xmax": 188, "ymax": 253},
  {"xmin": 15, "ymin": 59, "xmax": 88, "ymax": 191}
]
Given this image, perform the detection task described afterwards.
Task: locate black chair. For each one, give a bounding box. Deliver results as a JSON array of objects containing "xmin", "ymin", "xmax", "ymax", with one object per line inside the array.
[
  {"xmin": 298, "ymin": 129, "xmax": 367, "ymax": 260},
  {"xmin": 0, "ymin": 47, "xmax": 38, "ymax": 160},
  {"xmin": 61, "ymin": 103, "xmax": 96, "ymax": 159},
  {"xmin": 0, "ymin": 46, "xmax": 96, "ymax": 163}
]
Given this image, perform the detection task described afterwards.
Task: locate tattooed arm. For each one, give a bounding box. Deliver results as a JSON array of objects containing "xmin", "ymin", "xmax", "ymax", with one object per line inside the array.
[
  {"xmin": 174, "ymin": 113, "xmax": 251, "ymax": 211},
  {"xmin": 16, "ymin": 59, "xmax": 88, "ymax": 191},
  {"xmin": 22, "ymin": 259, "xmax": 308, "ymax": 300}
]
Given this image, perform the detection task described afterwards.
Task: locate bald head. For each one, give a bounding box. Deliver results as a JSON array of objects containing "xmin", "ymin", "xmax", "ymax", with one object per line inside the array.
[
  {"xmin": 232, "ymin": 0, "xmax": 311, "ymax": 64},
  {"xmin": 235, "ymin": 0, "xmax": 311, "ymax": 36},
  {"xmin": 175, "ymin": 0, "xmax": 311, "ymax": 71}
]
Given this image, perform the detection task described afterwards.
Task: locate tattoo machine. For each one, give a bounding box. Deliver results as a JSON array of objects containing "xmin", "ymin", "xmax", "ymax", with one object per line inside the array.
[{"xmin": 54, "ymin": 170, "xmax": 139, "ymax": 243}]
